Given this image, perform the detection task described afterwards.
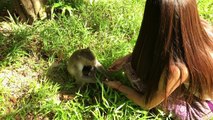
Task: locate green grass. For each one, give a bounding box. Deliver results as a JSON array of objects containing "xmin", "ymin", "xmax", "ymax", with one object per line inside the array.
[{"xmin": 0, "ymin": 0, "xmax": 212, "ymax": 119}]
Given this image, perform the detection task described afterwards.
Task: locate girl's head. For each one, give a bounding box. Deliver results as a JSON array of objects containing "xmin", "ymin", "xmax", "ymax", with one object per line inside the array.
[{"xmin": 131, "ymin": 0, "xmax": 213, "ymax": 102}]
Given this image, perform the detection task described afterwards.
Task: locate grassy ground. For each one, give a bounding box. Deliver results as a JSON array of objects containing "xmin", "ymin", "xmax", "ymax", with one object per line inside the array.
[{"xmin": 0, "ymin": 0, "xmax": 212, "ymax": 119}]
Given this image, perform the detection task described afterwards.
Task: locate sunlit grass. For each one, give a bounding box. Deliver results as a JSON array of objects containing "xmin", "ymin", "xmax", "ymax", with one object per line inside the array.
[{"xmin": 0, "ymin": 0, "xmax": 212, "ymax": 119}]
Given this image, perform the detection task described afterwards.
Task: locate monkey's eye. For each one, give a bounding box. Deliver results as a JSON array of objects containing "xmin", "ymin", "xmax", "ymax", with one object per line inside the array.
[{"xmin": 82, "ymin": 66, "xmax": 92, "ymax": 76}]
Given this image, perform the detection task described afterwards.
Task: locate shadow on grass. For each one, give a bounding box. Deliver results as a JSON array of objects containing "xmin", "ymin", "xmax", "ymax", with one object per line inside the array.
[
  {"xmin": 0, "ymin": 32, "xmax": 28, "ymax": 60},
  {"xmin": 46, "ymin": 61, "xmax": 77, "ymax": 99}
]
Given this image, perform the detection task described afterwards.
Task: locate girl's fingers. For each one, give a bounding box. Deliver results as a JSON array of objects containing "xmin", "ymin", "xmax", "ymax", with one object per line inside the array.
[
  {"xmin": 108, "ymin": 60, "xmax": 125, "ymax": 71},
  {"xmin": 104, "ymin": 81, "xmax": 122, "ymax": 89}
]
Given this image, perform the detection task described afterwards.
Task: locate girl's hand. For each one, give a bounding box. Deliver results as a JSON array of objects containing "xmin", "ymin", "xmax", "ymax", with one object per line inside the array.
[
  {"xmin": 108, "ymin": 58, "xmax": 126, "ymax": 72},
  {"xmin": 104, "ymin": 81, "xmax": 122, "ymax": 90},
  {"xmin": 108, "ymin": 54, "xmax": 132, "ymax": 72}
]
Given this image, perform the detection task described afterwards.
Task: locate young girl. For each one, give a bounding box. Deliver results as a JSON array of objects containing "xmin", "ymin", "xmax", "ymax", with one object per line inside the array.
[{"xmin": 104, "ymin": 0, "xmax": 213, "ymax": 119}]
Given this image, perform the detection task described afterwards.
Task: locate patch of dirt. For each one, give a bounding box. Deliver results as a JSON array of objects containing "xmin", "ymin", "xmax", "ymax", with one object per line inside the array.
[
  {"xmin": 0, "ymin": 22, "xmax": 12, "ymax": 34},
  {"xmin": 0, "ymin": 53, "xmax": 77, "ymax": 118},
  {"xmin": 15, "ymin": 112, "xmax": 51, "ymax": 120},
  {"xmin": 0, "ymin": 56, "xmax": 44, "ymax": 98},
  {"xmin": 0, "ymin": 55, "xmax": 76, "ymax": 100}
]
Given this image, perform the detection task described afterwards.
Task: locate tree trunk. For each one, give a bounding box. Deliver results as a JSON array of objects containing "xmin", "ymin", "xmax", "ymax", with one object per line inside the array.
[{"xmin": 0, "ymin": 0, "xmax": 47, "ymax": 24}]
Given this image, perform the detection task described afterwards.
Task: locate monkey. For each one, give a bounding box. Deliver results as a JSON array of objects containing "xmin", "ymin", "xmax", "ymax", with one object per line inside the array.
[{"xmin": 67, "ymin": 48, "xmax": 109, "ymax": 86}]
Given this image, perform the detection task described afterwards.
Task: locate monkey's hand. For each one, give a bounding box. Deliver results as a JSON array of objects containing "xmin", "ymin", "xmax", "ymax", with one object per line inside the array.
[{"xmin": 108, "ymin": 54, "xmax": 132, "ymax": 72}]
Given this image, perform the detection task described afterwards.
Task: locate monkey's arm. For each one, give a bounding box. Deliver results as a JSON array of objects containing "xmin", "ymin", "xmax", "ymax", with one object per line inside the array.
[
  {"xmin": 95, "ymin": 60, "xmax": 111, "ymax": 78},
  {"xmin": 79, "ymin": 75, "xmax": 96, "ymax": 83}
]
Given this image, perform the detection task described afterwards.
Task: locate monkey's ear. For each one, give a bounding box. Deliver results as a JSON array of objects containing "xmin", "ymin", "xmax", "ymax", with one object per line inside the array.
[{"xmin": 86, "ymin": 47, "xmax": 90, "ymax": 50}]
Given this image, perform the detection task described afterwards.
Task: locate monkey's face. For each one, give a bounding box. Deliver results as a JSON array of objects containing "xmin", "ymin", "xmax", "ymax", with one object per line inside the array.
[{"xmin": 82, "ymin": 65, "xmax": 96, "ymax": 77}]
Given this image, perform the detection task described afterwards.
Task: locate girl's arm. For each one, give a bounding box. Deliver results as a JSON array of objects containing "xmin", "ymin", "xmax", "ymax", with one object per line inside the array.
[
  {"xmin": 104, "ymin": 63, "xmax": 189, "ymax": 110},
  {"xmin": 108, "ymin": 53, "xmax": 132, "ymax": 72},
  {"xmin": 201, "ymin": 18, "xmax": 213, "ymax": 38},
  {"xmin": 104, "ymin": 81, "xmax": 164, "ymax": 110}
]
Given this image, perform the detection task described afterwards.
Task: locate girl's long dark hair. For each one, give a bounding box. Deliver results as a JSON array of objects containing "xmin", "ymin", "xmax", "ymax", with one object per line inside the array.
[{"xmin": 131, "ymin": 0, "xmax": 213, "ymax": 102}]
